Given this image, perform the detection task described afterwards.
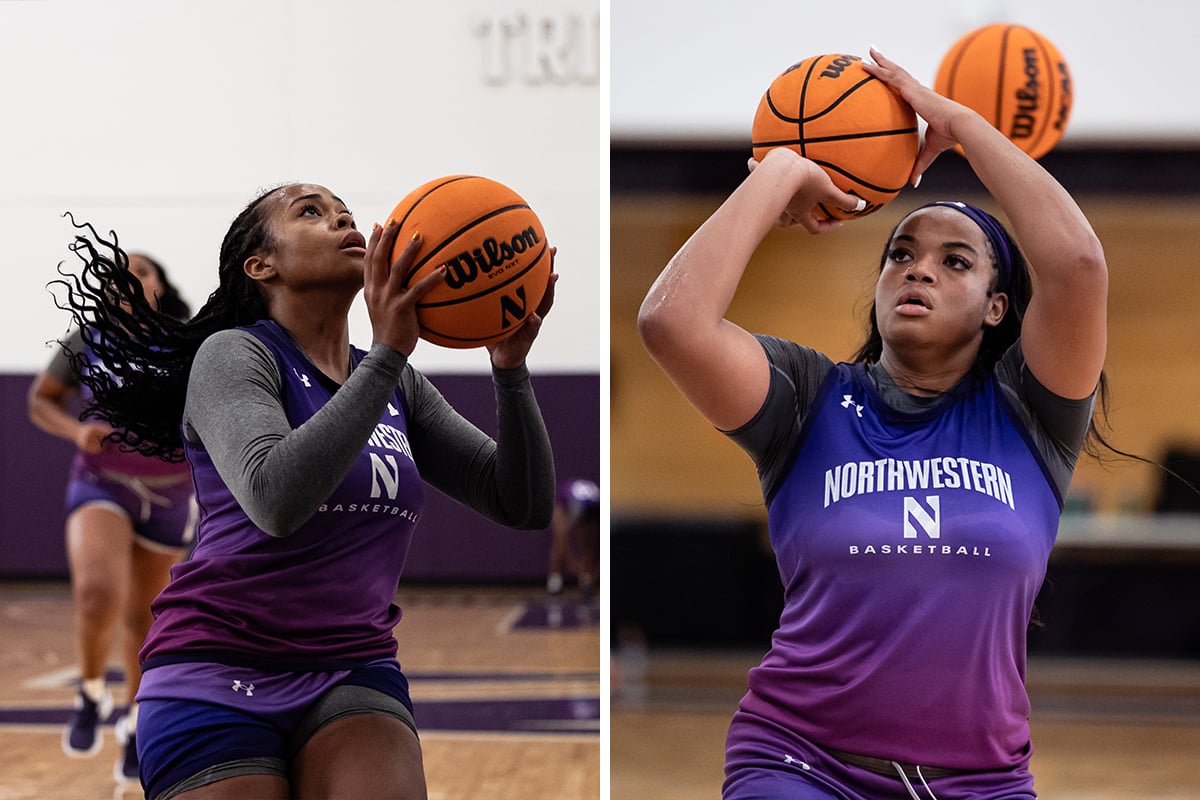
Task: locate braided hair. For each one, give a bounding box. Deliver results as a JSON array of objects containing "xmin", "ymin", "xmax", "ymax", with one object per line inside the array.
[{"xmin": 51, "ymin": 186, "xmax": 284, "ymax": 461}]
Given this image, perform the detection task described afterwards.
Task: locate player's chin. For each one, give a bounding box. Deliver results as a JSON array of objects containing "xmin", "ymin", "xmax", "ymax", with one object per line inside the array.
[{"xmin": 878, "ymin": 314, "xmax": 933, "ymax": 344}]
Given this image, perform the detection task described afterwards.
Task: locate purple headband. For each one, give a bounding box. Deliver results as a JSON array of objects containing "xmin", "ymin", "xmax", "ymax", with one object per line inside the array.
[{"xmin": 925, "ymin": 201, "xmax": 1014, "ymax": 291}]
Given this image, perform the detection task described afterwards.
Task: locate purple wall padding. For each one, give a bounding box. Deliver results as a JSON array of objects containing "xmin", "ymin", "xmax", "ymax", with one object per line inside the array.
[
  {"xmin": 0, "ymin": 374, "xmax": 76, "ymax": 576},
  {"xmin": 0, "ymin": 372, "xmax": 599, "ymax": 582}
]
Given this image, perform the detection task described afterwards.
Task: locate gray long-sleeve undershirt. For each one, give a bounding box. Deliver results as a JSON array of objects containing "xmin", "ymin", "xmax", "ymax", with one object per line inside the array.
[{"xmin": 182, "ymin": 328, "xmax": 555, "ymax": 538}]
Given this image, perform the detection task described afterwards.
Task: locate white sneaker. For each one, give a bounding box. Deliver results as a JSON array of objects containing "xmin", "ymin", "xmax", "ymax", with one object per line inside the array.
[{"xmin": 113, "ymin": 714, "xmax": 139, "ymax": 783}]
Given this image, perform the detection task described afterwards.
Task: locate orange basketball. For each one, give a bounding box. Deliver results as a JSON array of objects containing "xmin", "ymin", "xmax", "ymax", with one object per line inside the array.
[
  {"xmin": 385, "ymin": 175, "xmax": 550, "ymax": 349},
  {"xmin": 751, "ymin": 54, "xmax": 919, "ymax": 220},
  {"xmin": 934, "ymin": 23, "xmax": 1073, "ymax": 160}
]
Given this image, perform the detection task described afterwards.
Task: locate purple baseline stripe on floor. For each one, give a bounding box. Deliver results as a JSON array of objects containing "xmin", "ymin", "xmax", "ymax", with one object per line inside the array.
[
  {"xmin": 407, "ymin": 671, "xmax": 597, "ymax": 681},
  {"xmin": 414, "ymin": 696, "xmax": 600, "ymax": 733},
  {"xmin": 0, "ymin": 707, "xmax": 123, "ymax": 725},
  {"xmin": 51, "ymin": 667, "xmax": 599, "ymax": 686}
]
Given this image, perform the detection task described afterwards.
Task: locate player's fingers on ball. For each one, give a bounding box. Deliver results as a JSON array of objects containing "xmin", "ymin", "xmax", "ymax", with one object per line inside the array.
[
  {"xmin": 838, "ymin": 193, "xmax": 866, "ymax": 214},
  {"xmin": 797, "ymin": 215, "xmax": 826, "ymax": 234},
  {"xmin": 522, "ymin": 312, "xmax": 544, "ymax": 336},
  {"xmin": 912, "ymin": 147, "xmax": 942, "ymax": 183},
  {"xmin": 867, "ymin": 45, "xmax": 893, "ymax": 68},
  {"xmin": 534, "ymin": 272, "xmax": 558, "ymax": 317},
  {"xmin": 388, "ymin": 230, "xmax": 421, "ymax": 283},
  {"xmin": 366, "ymin": 220, "xmax": 385, "ymax": 250},
  {"xmin": 406, "ymin": 264, "xmax": 445, "ymax": 301},
  {"xmin": 364, "ymin": 222, "xmax": 390, "ymax": 285}
]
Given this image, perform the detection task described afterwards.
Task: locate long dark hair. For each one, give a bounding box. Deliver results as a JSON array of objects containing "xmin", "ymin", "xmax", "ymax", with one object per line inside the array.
[{"xmin": 50, "ymin": 187, "xmax": 282, "ymax": 461}]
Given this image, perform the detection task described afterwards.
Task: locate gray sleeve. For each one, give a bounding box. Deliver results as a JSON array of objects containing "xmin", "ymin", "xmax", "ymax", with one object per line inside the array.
[
  {"xmin": 994, "ymin": 341, "xmax": 1097, "ymax": 500},
  {"xmin": 182, "ymin": 329, "xmax": 408, "ymax": 538},
  {"xmin": 400, "ymin": 364, "xmax": 555, "ymax": 530},
  {"xmin": 724, "ymin": 335, "xmax": 835, "ymax": 502},
  {"xmin": 44, "ymin": 328, "xmax": 85, "ymax": 385}
]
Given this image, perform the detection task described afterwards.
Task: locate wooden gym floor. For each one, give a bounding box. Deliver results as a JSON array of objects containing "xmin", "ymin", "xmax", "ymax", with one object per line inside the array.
[
  {"xmin": 610, "ymin": 648, "xmax": 1200, "ymax": 799},
  {"xmin": 0, "ymin": 582, "xmax": 599, "ymax": 800},
  {"xmin": 7, "ymin": 581, "xmax": 1200, "ymax": 799}
]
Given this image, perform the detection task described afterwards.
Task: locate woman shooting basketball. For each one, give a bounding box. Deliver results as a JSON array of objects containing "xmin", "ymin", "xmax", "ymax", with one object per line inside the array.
[
  {"xmin": 639, "ymin": 49, "xmax": 1108, "ymax": 800},
  {"xmin": 52, "ymin": 183, "xmax": 557, "ymax": 800}
]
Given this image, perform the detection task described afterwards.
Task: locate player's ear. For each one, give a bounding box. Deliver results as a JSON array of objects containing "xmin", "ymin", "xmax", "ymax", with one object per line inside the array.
[
  {"xmin": 984, "ymin": 292, "xmax": 1009, "ymax": 327},
  {"xmin": 244, "ymin": 255, "xmax": 276, "ymax": 283}
]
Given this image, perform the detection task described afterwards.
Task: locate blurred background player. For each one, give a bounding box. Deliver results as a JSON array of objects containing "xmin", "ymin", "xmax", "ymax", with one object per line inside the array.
[
  {"xmin": 547, "ymin": 478, "xmax": 600, "ymax": 598},
  {"xmin": 28, "ymin": 252, "xmax": 194, "ymax": 783}
]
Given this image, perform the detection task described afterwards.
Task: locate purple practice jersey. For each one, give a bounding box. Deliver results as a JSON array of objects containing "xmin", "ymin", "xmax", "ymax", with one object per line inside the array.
[
  {"xmin": 735, "ymin": 360, "xmax": 1063, "ymax": 772},
  {"xmin": 140, "ymin": 322, "xmax": 424, "ymax": 669}
]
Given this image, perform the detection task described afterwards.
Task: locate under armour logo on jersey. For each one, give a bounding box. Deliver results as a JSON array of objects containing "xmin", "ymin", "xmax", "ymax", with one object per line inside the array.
[
  {"xmin": 387, "ymin": 403, "xmax": 399, "ymax": 417},
  {"xmin": 292, "ymin": 368, "xmax": 312, "ymax": 388},
  {"xmin": 231, "ymin": 680, "xmax": 255, "ymax": 696},
  {"xmin": 840, "ymin": 395, "xmax": 864, "ymax": 417}
]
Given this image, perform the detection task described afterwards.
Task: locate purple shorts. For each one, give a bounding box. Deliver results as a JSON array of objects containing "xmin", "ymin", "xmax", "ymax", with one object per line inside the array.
[
  {"xmin": 65, "ymin": 463, "xmax": 195, "ymax": 551},
  {"xmin": 724, "ymin": 706, "xmax": 1036, "ymax": 800},
  {"xmin": 136, "ymin": 659, "xmax": 414, "ymax": 800}
]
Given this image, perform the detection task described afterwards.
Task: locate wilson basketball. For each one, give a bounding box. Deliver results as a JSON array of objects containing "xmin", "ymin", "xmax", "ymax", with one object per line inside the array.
[
  {"xmin": 386, "ymin": 175, "xmax": 550, "ymax": 349},
  {"xmin": 751, "ymin": 53, "xmax": 919, "ymax": 220},
  {"xmin": 934, "ymin": 24, "xmax": 1072, "ymax": 160}
]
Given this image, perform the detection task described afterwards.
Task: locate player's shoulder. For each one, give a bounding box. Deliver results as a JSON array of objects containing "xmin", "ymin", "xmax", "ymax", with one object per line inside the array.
[{"xmin": 192, "ymin": 327, "xmax": 279, "ymax": 383}]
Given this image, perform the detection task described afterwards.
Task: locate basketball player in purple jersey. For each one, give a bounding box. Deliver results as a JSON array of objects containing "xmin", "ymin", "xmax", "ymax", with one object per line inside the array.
[
  {"xmin": 52, "ymin": 183, "xmax": 557, "ymax": 800},
  {"xmin": 30, "ymin": 253, "xmax": 194, "ymax": 783},
  {"xmin": 639, "ymin": 48, "xmax": 1109, "ymax": 800}
]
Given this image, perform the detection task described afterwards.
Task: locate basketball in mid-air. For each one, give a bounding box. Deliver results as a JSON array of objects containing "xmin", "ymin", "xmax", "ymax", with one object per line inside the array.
[
  {"xmin": 751, "ymin": 53, "xmax": 920, "ymax": 220},
  {"xmin": 934, "ymin": 23, "xmax": 1073, "ymax": 160},
  {"xmin": 386, "ymin": 175, "xmax": 550, "ymax": 349}
]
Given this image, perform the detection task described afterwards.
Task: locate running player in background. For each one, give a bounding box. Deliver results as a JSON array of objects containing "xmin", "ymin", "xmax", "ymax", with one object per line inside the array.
[
  {"xmin": 29, "ymin": 252, "xmax": 194, "ymax": 784},
  {"xmin": 639, "ymin": 48, "xmax": 1110, "ymax": 800},
  {"xmin": 52, "ymin": 183, "xmax": 557, "ymax": 800}
]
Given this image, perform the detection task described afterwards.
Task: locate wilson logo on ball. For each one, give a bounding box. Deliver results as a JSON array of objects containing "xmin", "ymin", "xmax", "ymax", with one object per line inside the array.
[
  {"xmin": 817, "ymin": 55, "xmax": 858, "ymax": 80},
  {"xmin": 1009, "ymin": 48, "xmax": 1043, "ymax": 141},
  {"xmin": 440, "ymin": 225, "xmax": 543, "ymax": 289}
]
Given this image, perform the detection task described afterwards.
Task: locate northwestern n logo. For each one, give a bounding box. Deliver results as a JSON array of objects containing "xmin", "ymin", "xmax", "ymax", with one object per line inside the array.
[
  {"xmin": 499, "ymin": 286, "xmax": 528, "ymax": 329},
  {"xmin": 903, "ymin": 495, "xmax": 940, "ymax": 539},
  {"xmin": 369, "ymin": 453, "xmax": 401, "ymax": 500}
]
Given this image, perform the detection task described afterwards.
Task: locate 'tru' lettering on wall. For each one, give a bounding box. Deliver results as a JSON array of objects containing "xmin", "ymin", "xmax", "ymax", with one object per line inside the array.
[{"xmin": 472, "ymin": 11, "xmax": 601, "ymax": 86}]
